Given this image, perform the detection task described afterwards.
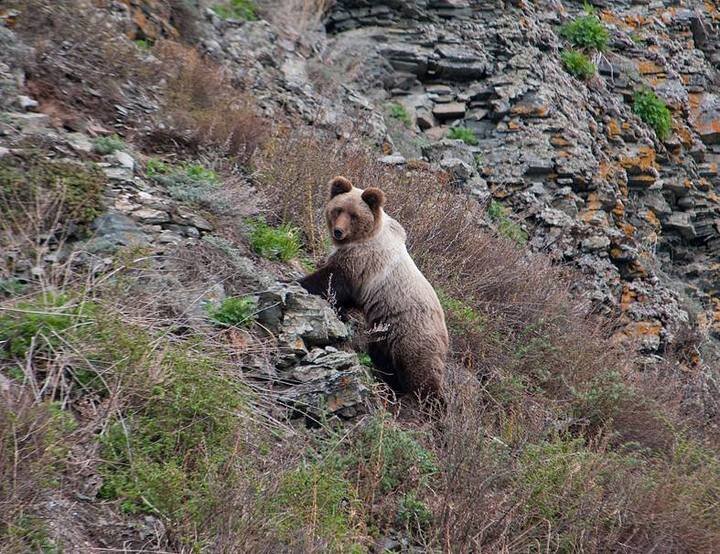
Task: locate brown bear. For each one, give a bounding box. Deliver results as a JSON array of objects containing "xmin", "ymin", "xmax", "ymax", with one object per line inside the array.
[{"xmin": 299, "ymin": 176, "xmax": 449, "ymax": 396}]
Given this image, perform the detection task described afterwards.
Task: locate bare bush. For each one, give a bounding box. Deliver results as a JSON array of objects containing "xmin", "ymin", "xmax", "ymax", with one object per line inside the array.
[
  {"xmin": 150, "ymin": 42, "xmax": 268, "ymax": 164},
  {"xmin": 258, "ymin": 0, "xmax": 334, "ymax": 41}
]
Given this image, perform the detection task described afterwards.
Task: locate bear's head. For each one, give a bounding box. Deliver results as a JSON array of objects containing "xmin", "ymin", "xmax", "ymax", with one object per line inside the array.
[{"xmin": 325, "ymin": 176, "xmax": 385, "ymax": 244}]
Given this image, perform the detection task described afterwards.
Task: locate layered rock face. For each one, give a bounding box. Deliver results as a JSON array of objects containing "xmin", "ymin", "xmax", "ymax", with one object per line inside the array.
[{"xmin": 323, "ymin": 0, "xmax": 720, "ymax": 358}]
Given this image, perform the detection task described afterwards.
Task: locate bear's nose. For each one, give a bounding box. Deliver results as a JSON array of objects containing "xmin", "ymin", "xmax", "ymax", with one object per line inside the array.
[{"xmin": 333, "ymin": 228, "xmax": 343, "ymax": 240}]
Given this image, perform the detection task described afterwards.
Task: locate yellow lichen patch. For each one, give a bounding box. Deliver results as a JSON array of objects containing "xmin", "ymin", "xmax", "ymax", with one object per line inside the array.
[
  {"xmin": 550, "ymin": 135, "xmax": 570, "ymax": 148},
  {"xmin": 645, "ymin": 209, "xmax": 660, "ymax": 228},
  {"xmin": 508, "ymin": 119, "xmax": 522, "ymax": 131},
  {"xmin": 631, "ymin": 320, "xmax": 662, "ymax": 337},
  {"xmin": 620, "ymin": 286, "xmax": 637, "ymax": 311},
  {"xmin": 620, "ymin": 146, "xmax": 658, "ymax": 173},
  {"xmin": 620, "ymin": 222, "xmax": 635, "ymax": 237},
  {"xmin": 607, "ymin": 119, "xmax": 621, "ymax": 139}
]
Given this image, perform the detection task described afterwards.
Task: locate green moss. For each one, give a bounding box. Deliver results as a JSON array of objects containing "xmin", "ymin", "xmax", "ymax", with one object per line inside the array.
[
  {"xmin": 560, "ymin": 8, "xmax": 609, "ymax": 52},
  {"xmin": 357, "ymin": 353, "xmax": 373, "ymax": 368},
  {"xmin": 447, "ymin": 126, "xmax": 479, "ymax": 146},
  {"xmin": 98, "ymin": 347, "xmax": 246, "ymax": 520},
  {"xmin": 212, "ymin": 0, "xmax": 256, "ymax": 20},
  {"xmin": 561, "ymin": 49, "xmax": 596, "ymax": 80},
  {"xmin": 388, "ymin": 103, "xmax": 412, "ymax": 127},
  {"xmin": 633, "ymin": 88, "xmax": 672, "ymax": 141},
  {"xmin": 93, "ymin": 134, "xmax": 125, "ymax": 155},
  {"xmin": 487, "ymin": 200, "xmax": 528, "ymax": 245},
  {"xmin": 249, "ymin": 220, "xmax": 301, "ymax": 262},
  {"xmin": 207, "ymin": 296, "xmax": 256, "ymax": 328},
  {"xmin": 0, "ymin": 155, "xmax": 105, "ymax": 228}
]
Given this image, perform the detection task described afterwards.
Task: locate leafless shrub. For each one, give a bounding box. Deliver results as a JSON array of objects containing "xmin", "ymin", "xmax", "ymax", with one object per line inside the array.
[
  {"xmin": 150, "ymin": 41, "xmax": 269, "ymax": 164},
  {"xmin": 258, "ymin": 0, "xmax": 335, "ymax": 41}
]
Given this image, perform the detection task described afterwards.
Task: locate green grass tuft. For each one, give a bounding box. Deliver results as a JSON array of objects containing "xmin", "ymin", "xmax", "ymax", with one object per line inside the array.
[
  {"xmin": 249, "ymin": 221, "xmax": 301, "ymax": 262},
  {"xmin": 561, "ymin": 49, "xmax": 596, "ymax": 80},
  {"xmin": 93, "ymin": 134, "xmax": 125, "ymax": 155},
  {"xmin": 388, "ymin": 103, "xmax": 412, "ymax": 127},
  {"xmin": 447, "ymin": 126, "xmax": 479, "ymax": 146},
  {"xmin": 487, "ymin": 200, "xmax": 528, "ymax": 245},
  {"xmin": 633, "ymin": 88, "xmax": 672, "ymax": 141},
  {"xmin": 207, "ymin": 296, "xmax": 256, "ymax": 328},
  {"xmin": 212, "ymin": 0, "xmax": 256, "ymax": 20},
  {"xmin": 560, "ymin": 9, "xmax": 609, "ymax": 51}
]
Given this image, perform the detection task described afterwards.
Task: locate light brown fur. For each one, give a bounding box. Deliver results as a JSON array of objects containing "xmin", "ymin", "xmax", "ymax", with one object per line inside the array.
[{"xmin": 299, "ymin": 176, "xmax": 449, "ymax": 396}]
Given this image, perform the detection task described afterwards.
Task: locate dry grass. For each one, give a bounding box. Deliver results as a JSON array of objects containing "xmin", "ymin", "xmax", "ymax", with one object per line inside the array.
[
  {"xmin": 150, "ymin": 42, "xmax": 268, "ymax": 165},
  {"xmin": 258, "ymin": 0, "xmax": 334, "ymax": 41},
  {"xmin": 12, "ymin": 0, "xmax": 156, "ymax": 125},
  {"xmin": 253, "ymin": 128, "xmax": 720, "ymax": 551}
]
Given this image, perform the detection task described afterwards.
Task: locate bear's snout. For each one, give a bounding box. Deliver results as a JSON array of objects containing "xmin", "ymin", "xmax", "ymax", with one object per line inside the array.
[{"xmin": 333, "ymin": 228, "xmax": 344, "ymax": 240}]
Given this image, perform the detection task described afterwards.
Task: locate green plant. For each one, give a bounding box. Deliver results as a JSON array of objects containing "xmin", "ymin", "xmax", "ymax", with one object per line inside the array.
[
  {"xmin": 398, "ymin": 492, "xmax": 433, "ymax": 534},
  {"xmin": 447, "ymin": 126, "xmax": 479, "ymax": 146},
  {"xmin": 561, "ymin": 49, "xmax": 596, "ymax": 80},
  {"xmin": 0, "ymin": 293, "xmax": 92, "ymax": 359},
  {"xmin": 357, "ymin": 415, "xmax": 437, "ymax": 493},
  {"xmin": 93, "ymin": 134, "xmax": 125, "ymax": 155},
  {"xmin": 633, "ymin": 89, "xmax": 672, "ymax": 141},
  {"xmin": 249, "ymin": 221, "xmax": 301, "ymax": 262},
  {"xmin": 212, "ymin": 0, "xmax": 256, "ymax": 20},
  {"xmin": 388, "ymin": 103, "xmax": 412, "ymax": 127},
  {"xmin": 145, "ymin": 158, "xmax": 170, "ymax": 177},
  {"xmin": 134, "ymin": 38, "xmax": 151, "ymax": 50},
  {"xmin": 206, "ymin": 296, "xmax": 256, "ymax": 328},
  {"xmin": 0, "ymin": 155, "xmax": 105, "ymax": 228},
  {"xmin": 357, "ymin": 353, "xmax": 373, "ymax": 367},
  {"xmin": 269, "ymin": 459, "xmax": 358, "ymax": 548},
  {"xmin": 98, "ymin": 348, "xmax": 246, "ymax": 519},
  {"xmin": 487, "ymin": 200, "xmax": 528, "ymax": 245},
  {"xmin": 560, "ymin": 9, "xmax": 609, "ymax": 51}
]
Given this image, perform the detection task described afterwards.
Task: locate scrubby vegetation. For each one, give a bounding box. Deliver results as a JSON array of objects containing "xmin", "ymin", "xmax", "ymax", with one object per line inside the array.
[
  {"xmin": 561, "ymin": 49, "xmax": 596, "ymax": 79},
  {"xmin": 212, "ymin": 0, "xmax": 257, "ymax": 21},
  {"xmin": 447, "ymin": 126, "xmax": 479, "ymax": 145},
  {"xmin": 560, "ymin": 7, "xmax": 609, "ymax": 52},
  {"xmin": 388, "ymin": 103, "xmax": 412, "ymax": 127},
  {"xmin": 93, "ymin": 134, "xmax": 125, "ymax": 155},
  {"xmin": 2, "ymin": 0, "xmax": 719, "ymax": 552},
  {"xmin": 633, "ymin": 88, "xmax": 673, "ymax": 141}
]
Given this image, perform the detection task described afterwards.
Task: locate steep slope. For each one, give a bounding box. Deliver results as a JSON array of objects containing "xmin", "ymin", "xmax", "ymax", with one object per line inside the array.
[{"xmin": 1, "ymin": 0, "xmax": 720, "ymax": 552}]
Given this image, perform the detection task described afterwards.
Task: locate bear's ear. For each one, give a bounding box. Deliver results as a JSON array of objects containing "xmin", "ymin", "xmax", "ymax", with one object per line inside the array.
[
  {"xmin": 361, "ymin": 187, "xmax": 385, "ymax": 211},
  {"xmin": 329, "ymin": 176, "xmax": 353, "ymax": 198}
]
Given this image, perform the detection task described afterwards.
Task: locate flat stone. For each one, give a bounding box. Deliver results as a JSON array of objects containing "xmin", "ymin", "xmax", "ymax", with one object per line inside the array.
[
  {"xmin": 689, "ymin": 93, "xmax": 720, "ymax": 145},
  {"xmin": 114, "ymin": 151, "xmax": 135, "ymax": 171},
  {"xmin": 432, "ymin": 102, "xmax": 466, "ymax": 120},
  {"xmin": 17, "ymin": 95, "xmax": 38, "ymax": 111},
  {"xmin": 132, "ymin": 208, "xmax": 170, "ymax": 224},
  {"xmin": 379, "ymin": 154, "xmax": 406, "ymax": 165},
  {"xmin": 66, "ymin": 132, "xmax": 94, "ymax": 154}
]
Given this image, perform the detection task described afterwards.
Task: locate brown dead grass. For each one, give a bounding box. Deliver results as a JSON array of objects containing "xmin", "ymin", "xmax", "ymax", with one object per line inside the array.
[
  {"xmin": 254, "ymin": 128, "xmax": 720, "ymax": 552},
  {"xmin": 150, "ymin": 42, "xmax": 268, "ymax": 165},
  {"xmin": 12, "ymin": 0, "xmax": 156, "ymax": 125}
]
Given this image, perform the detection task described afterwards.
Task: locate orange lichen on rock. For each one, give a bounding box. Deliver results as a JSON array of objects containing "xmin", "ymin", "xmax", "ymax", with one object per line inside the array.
[
  {"xmin": 607, "ymin": 119, "xmax": 621, "ymax": 139},
  {"xmin": 620, "ymin": 146, "xmax": 657, "ymax": 174},
  {"xmin": 645, "ymin": 209, "xmax": 660, "ymax": 228}
]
